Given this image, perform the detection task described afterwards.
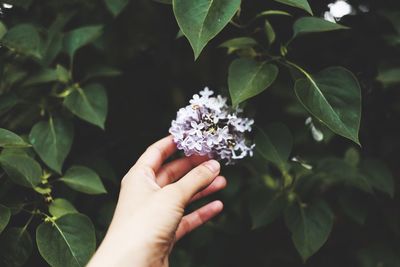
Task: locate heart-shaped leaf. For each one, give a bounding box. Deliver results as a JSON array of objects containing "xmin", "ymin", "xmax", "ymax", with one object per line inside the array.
[
  {"xmin": 173, "ymin": 0, "xmax": 241, "ymax": 59},
  {"xmin": 63, "ymin": 25, "xmax": 103, "ymax": 59},
  {"xmin": 0, "ymin": 128, "xmax": 30, "ymax": 148},
  {"xmin": 0, "ymin": 227, "xmax": 33, "ymax": 267},
  {"xmin": 0, "ymin": 204, "xmax": 11, "ymax": 234},
  {"xmin": 36, "ymin": 213, "xmax": 96, "ymax": 267},
  {"xmin": 228, "ymin": 58, "xmax": 278, "ymax": 106},
  {"xmin": 60, "ymin": 166, "xmax": 107, "ymax": 195},
  {"xmin": 294, "ymin": 67, "xmax": 361, "ymax": 144},
  {"xmin": 285, "ymin": 200, "xmax": 334, "ymax": 261},
  {"xmin": 29, "ymin": 117, "xmax": 74, "ymax": 173},
  {"xmin": 255, "ymin": 123, "xmax": 293, "ymax": 170},
  {"xmin": 0, "ymin": 152, "xmax": 42, "ymax": 188},
  {"xmin": 64, "ymin": 83, "xmax": 108, "ymax": 129},
  {"xmin": 293, "ymin": 17, "xmax": 349, "ymax": 38},
  {"xmin": 272, "ymin": 0, "xmax": 313, "ymax": 15},
  {"xmin": 49, "ymin": 198, "xmax": 78, "ymax": 218},
  {"xmin": 1, "ymin": 23, "xmax": 42, "ymax": 59}
]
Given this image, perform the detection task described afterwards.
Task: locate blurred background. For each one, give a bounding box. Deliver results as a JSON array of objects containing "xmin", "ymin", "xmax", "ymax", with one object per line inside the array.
[{"xmin": 1, "ymin": 0, "xmax": 400, "ymax": 266}]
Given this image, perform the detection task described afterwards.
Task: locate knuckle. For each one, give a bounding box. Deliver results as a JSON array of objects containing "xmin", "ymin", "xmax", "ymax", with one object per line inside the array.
[{"xmin": 192, "ymin": 165, "xmax": 213, "ymax": 178}]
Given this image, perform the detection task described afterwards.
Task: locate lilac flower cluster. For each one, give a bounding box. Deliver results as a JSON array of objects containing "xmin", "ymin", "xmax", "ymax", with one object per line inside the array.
[{"xmin": 169, "ymin": 87, "xmax": 255, "ymax": 164}]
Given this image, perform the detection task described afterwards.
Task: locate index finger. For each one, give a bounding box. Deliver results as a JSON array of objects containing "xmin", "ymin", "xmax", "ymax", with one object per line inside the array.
[{"xmin": 136, "ymin": 135, "xmax": 177, "ymax": 171}]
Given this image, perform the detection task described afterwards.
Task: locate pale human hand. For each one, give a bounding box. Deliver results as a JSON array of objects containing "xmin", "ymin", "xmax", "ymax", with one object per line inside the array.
[{"xmin": 87, "ymin": 135, "xmax": 227, "ymax": 267}]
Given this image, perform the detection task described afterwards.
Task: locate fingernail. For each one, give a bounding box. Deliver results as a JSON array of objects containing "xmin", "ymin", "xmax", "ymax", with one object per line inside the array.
[{"xmin": 204, "ymin": 160, "xmax": 220, "ymax": 172}]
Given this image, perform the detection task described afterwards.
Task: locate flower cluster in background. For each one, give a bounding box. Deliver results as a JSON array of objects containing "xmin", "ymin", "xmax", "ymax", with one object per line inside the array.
[{"xmin": 169, "ymin": 88, "xmax": 255, "ymax": 164}]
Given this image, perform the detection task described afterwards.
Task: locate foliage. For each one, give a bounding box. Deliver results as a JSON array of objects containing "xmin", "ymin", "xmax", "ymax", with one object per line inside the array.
[{"xmin": 0, "ymin": 0, "xmax": 399, "ymax": 266}]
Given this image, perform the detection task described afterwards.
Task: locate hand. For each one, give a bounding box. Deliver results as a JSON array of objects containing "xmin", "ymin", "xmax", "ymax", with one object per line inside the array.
[{"xmin": 87, "ymin": 135, "xmax": 227, "ymax": 267}]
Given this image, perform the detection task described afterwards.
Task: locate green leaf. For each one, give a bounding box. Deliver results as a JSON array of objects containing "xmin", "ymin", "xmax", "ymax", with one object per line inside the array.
[
  {"xmin": 338, "ymin": 191, "xmax": 368, "ymax": 225},
  {"xmin": 360, "ymin": 159, "xmax": 394, "ymax": 198},
  {"xmin": 250, "ymin": 189, "xmax": 287, "ymax": 229},
  {"xmin": 228, "ymin": 58, "xmax": 278, "ymax": 106},
  {"xmin": 264, "ymin": 19, "xmax": 276, "ymax": 45},
  {"xmin": 255, "ymin": 123, "xmax": 293, "ymax": 170},
  {"xmin": 272, "ymin": 0, "xmax": 313, "ymax": 15},
  {"xmin": 63, "ymin": 25, "xmax": 103, "ymax": 59},
  {"xmin": 173, "ymin": 0, "xmax": 241, "ymax": 59},
  {"xmin": 0, "ymin": 93, "xmax": 19, "ymax": 116},
  {"xmin": 285, "ymin": 200, "xmax": 334, "ymax": 261},
  {"xmin": 104, "ymin": 0, "xmax": 130, "ymax": 16},
  {"xmin": 0, "ymin": 128, "xmax": 30, "ymax": 148},
  {"xmin": 0, "ymin": 152, "xmax": 42, "ymax": 188},
  {"xmin": 1, "ymin": 24, "xmax": 42, "ymax": 59},
  {"xmin": 83, "ymin": 65, "xmax": 122, "ymax": 81},
  {"xmin": 293, "ymin": 17, "xmax": 349, "ymax": 38},
  {"xmin": 63, "ymin": 83, "xmax": 108, "ymax": 129},
  {"xmin": 294, "ymin": 67, "xmax": 361, "ymax": 144},
  {"xmin": 219, "ymin": 37, "xmax": 258, "ymax": 54},
  {"xmin": 0, "ymin": 227, "xmax": 33, "ymax": 267},
  {"xmin": 49, "ymin": 198, "xmax": 78, "ymax": 218},
  {"xmin": 29, "ymin": 117, "xmax": 74, "ymax": 174},
  {"xmin": 0, "ymin": 21, "xmax": 7, "ymax": 40},
  {"xmin": 344, "ymin": 147, "xmax": 360, "ymax": 167},
  {"xmin": 60, "ymin": 166, "xmax": 107, "ymax": 194},
  {"xmin": 36, "ymin": 213, "xmax": 96, "ymax": 267},
  {"xmin": 0, "ymin": 204, "xmax": 11, "ymax": 234},
  {"xmin": 377, "ymin": 67, "xmax": 400, "ymax": 87},
  {"xmin": 22, "ymin": 68, "xmax": 58, "ymax": 87},
  {"xmin": 56, "ymin": 64, "xmax": 70, "ymax": 83}
]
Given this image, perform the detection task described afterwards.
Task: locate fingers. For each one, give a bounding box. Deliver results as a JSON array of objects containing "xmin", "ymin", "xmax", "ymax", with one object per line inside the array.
[
  {"xmin": 156, "ymin": 155, "xmax": 209, "ymax": 187},
  {"xmin": 175, "ymin": 200, "xmax": 223, "ymax": 241},
  {"xmin": 135, "ymin": 135, "xmax": 177, "ymax": 171},
  {"xmin": 171, "ymin": 160, "xmax": 220, "ymax": 204},
  {"xmin": 189, "ymin": 176, "xmax": 227, "ymax": 203}
]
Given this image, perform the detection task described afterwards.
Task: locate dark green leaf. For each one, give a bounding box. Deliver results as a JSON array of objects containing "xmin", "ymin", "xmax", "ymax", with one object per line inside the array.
[
  {"xmin": 0, "ymin": 93, "xmax": 19, "ymax": 115},
  {"xmin": 360, "ymin": 159, "xmax": 394, "ymax": 198},
  {"xmin": 104, "ymin": 0, "xmax": 130, "ymax": 16},
  {"xmin": 294, "ymin": 67, "xmax": 361, "ymax": 144},
  {"xmin": 36, "ymin": 213, "xmax": 96, "ymax": 267},
  {"xmin": 338, "ymin": 191, "xmax": 368, "ymax": 225},
  {"xmin": 285, "ymin": 200, "xmax": 334, "ymax": 261},
  {"xmin": 0, "ymin": 152, "xmax": 42, "ymax": 188},
  {"xmin": 377, "ymin": 67, "xmax": 400, "ymax": 87},
  {"xmin": 173, "ymin": 0, "xmax": 241, "ymax": 59},
  {"xmin": 83, "ymin": 65, "xmax": 122, "ymax": 81},
  {"xmin": 63, "ymin": 83, "xmax": 108, "ymax": 129},
  {"xmin": 22, "ymin": 68, "xmax": 58, "ymax": 87},
  {"xmin": 250, "ymin": 189, "xmax": 287, "ymax": 229},
  {"xmin": 293, "ymin": 17, "xmax": 349, "ymax": 38},
  {"xmin": 0, "ymin": 227, "xmax": 33, "ymax": 267},
  {"xmin": 60, "ymin": 166, "xmax": 107, "ymax": 194},
  {"xmin": 228, "ymin": 58, "xmax": 278, "ymax": 105},
  {"xmin": 63, "ymin": 25, "xmax": 103, "ymax": 59},
  {"xmin": 0, "ymin": 21, "xmax": 7, "ymax": 40},
  {"xmin": 219, "ymin": 37, "xmax": 258, "ymax": 54},
  {"xmin": 272, "ymin": 0, "xmax": 313, "ymax": 15},
  {"xmin": 0, "ymin": 204, "xmax": 11, "ymax": 234},
  {"xmin": 29, "ymin": 117, "xmax": 74, "ymax": 173},
  {"xmin": 1, "ymin": 24, "xmax": 42, "ymax": 59},
  {"xmin": 264, "ymin": 19, "xmax": 276, "ymax": 45},
  {"xmin": 255, "ymin": 123, "xmax": 293, "ymax": 170},
  {"xmin": 0, "ymin": 128, "xmax": 30, "ymax": 148},
  {"xmin": 56, "ymin": 64, "xmax": 70, "ymax": 83},
  {"xmin": 49, "ymin": 198, "xmax": 78, "ymax": 218}
]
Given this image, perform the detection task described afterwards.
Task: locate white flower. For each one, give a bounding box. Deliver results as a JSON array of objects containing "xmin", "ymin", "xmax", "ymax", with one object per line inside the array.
[{"xmin": 169, "ymin": 87, "xmax": 255, "ymax": 164}]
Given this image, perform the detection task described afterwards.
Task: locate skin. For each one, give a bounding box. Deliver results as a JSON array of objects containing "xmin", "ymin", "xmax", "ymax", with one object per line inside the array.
[{"xmin": 87, "ymin": 135, "xmax": 227, "ymax": 267}]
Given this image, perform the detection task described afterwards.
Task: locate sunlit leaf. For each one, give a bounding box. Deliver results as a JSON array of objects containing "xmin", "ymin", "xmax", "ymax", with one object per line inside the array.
[
  {"xmin": 228, "ymin": 58, "xmax": 278, "ymax": 106},
  {"xmin": 173, "ymin": 0, "xmax": 241, "ymax": 59}
]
